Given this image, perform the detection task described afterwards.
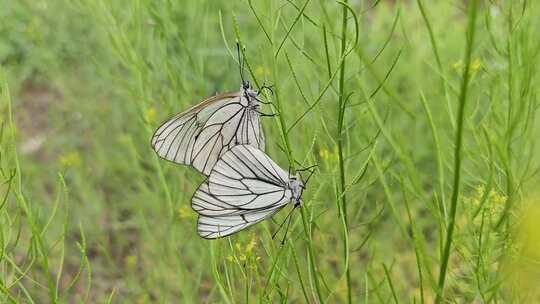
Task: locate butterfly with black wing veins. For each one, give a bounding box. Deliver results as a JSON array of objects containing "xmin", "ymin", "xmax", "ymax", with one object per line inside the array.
[
  {"xmin": 192, "ymin": 145, "xmax": 314, "ymax": 239},
  {"xmin": 151, "ymin": 43, "xmax": 273, "ymax": 175}
]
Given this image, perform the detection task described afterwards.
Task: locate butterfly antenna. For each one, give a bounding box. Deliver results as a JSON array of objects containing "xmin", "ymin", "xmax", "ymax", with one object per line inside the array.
[
  {"xmin": 271, "ymin": 206, "xmax": 296, "ymax": 243},
  {"xmin": 236, "ymin": 41, "xmax": 247, "ymax": 87}
]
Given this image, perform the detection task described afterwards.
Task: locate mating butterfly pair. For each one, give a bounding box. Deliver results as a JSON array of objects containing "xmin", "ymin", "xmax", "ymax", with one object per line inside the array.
[{"xmin": 151, "ymin": 57, "xmax": 310, "ymax": 239}]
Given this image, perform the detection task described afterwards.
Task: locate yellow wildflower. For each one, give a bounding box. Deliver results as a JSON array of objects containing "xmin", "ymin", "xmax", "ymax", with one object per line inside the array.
[
  {"xmin": 319, "ymin": 149, "xmax": 329, "ymax": 160},
  {"xmin": 125, "ymin": 255, "xmax": 138, "ymax": 269},
  {"xmin": 471, "ymin": 58, "xmax": 483, "ymax": 74},
  {"xmin": 475, "ymin": 185, "xmax": 485, "ymax": 198},
  {"xmin": 452, "ymin": 58, "xmax": 483, "ymax": 76},
  {"xmin": 319, "ymin": 148, "xmax": 338, "ymax": 162},
  {"xmin": 178, "ymin": 206, "xmax": 195, "ymax": 219},
  {"xmin": 245, "ymin": 237, "xmax": 257, "ymax": 254},
  {"xmin": 490, "ymin": 190, "xmax": 507, "ymax": 206},
  {"xmin": 255, "ymin": 66, "xmax": 268, "ymax": 77},
  {"xmin": 144, "ymin": 107, "xmax": 158, "ymax": 124},
  {"xmin": 59, "ymin": 152, "xmax": 82, "ymax": 168}
]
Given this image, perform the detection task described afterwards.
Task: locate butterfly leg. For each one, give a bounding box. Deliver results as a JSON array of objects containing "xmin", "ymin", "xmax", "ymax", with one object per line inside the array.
[
  {"xmin": 257, "ymin": 112, "xmax": 279, "ymax": 117},
  {"xmin": 281, "ymin": 211, "xmax": 295, "ymax": 245},
  {"xmin": 272, "ymin": 205, "xmax": 297, "ymax": 246},
  {"xmin": 259, "ymin": 100, "xmax": 273, "ymax": 105},
  {"xmin": 253, "ymin": 95, "xmax": 273, "ymax": 105},
  {"xmin": 256, "ymin": 84, "xmax": 274, "ymax": 105}
]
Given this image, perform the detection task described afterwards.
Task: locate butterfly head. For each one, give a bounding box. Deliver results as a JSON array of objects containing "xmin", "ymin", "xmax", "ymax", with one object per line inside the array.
[{"xmin": 242, "ymin": 80, "xmax": 252, "ymax": 91}]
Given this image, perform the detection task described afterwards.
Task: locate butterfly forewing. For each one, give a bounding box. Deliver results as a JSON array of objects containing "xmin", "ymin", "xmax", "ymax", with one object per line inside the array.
[
  {"xmin": 237, "ymin": 110, "xmax": 265, "ymax": 152},
  {"xmin": 151, "ymin": 94, "xmax": 235, "ymax": 164},
  {"xmin": 151, "ymin": 90, "xmax": 265, "ymax": 175},
  {"xmin": 191, "ymin": 102, "xmax": 245, "ymax": 174}
]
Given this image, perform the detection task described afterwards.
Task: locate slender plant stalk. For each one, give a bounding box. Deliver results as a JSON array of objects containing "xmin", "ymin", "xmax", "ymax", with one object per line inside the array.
[
  {"xmin": 245, "ymin": 2, "xmax": 324, "ymax": 301},
  {"xmin": 383, "ymin": 264, "xmax": 399, "ymax": 304},
  {"xmin": 416, "ymin": 0, "xmax": 449, "ymax": 221},
  {"xmin": 336, "ymin": 0, "xmax": 351, "ymax": 302},
  {"xmin": 416, "ymin": 0, "xmax": 454, "ymax": 129},
  {"xmin": 2, "ymin": 72, "xmax": 59, "ymax": 303},
  {"xmin": 271, "ymin": 49, "xmax": 324, "ymax": 304},
  {"xmin": 435, "ymin": 0, "xmax": 479, "ymax": 302},
  {"xmin": 495, "ymin": 5, "xmax": 516, "ymax": 229}
]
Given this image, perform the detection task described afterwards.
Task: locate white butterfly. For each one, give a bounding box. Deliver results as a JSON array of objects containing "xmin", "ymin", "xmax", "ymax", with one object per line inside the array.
[
  {"xmin": 191, "ymin": 145, "xmax": 309, "ymax": 239},
  {"xmin": 151, "ymin": 81, "xmax": 268, "ymax": 175}
]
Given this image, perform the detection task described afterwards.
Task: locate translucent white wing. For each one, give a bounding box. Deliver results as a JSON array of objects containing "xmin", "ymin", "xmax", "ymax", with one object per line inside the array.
[
  {"xmin": 192, "ymin": 181, "xmax": 288, "ymax": 215},
  {"xmin": 191, "ymin": 145, "xmax": 293, "ymax": 238},
  {"xmin": 192, "ymin": 182, "xmax": 287, "ymax": 238},
  {"xmin": 189, "ymin": 101, "xmax": 245, "ymax": 174},
  {"xmin": 197, "ymin": 209, "xmax": 281, "ymax": 239},
  {"xmin": 238, "ymin": 109, "xmax": 265, "ymax": 151},
  {"xmin": 258, "ymin": 119, "xmax": 265, "ymax": 151},
  {"xmin": 209, "ymin": 145, "xmax": 291, "ymax": 209},
  {"xmin": 151, "ymin": 92, "xmax": 266, "ymax": 175},
  {"xmin": 192, "ymin": 182, "xmax": 249, "ymax": 216},
  {"xmin": 151, "ymin": 93, "xmax": 237, "ymax": 167}
]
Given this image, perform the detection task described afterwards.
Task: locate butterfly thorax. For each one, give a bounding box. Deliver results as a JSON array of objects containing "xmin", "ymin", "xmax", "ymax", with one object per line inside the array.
[
  {"xmin": 288, "ymin": 175, "xmax": 304, "ymax": 207},
  {"xmin": 240, "ymin": 82, "xmax": 261, "ymax": 111}
]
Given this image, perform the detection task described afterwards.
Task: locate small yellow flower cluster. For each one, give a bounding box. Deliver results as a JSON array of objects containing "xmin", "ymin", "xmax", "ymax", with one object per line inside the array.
[
  {"xmin": 455, "ymin": 185, "xmax": 511, "ymax": 294},
  {"xmin": 144, "ymin": 107, "xmax": 158, "ymax": 124},
  {"xmin": 255, "ymin": 66, "xmax": 270, "ymax": 78},
  {"xmin": 226, "ymin": 235, "xmax": 261, "ymax": 269},
  {"xmin": 177, "ymin": 205, "xmax": 196, "ymax": 220},
  {"xmin": 471, "ymin": 59, "xmax": 483, "ymax": 74},
  {"xmin": 125, "ymin": 254, "xmax": 138, "ymax": 270},
  {"xmin": 452, "ymin": 58, "xmax": 483, "ymax": 76},
  {"xmin": 457, "ymin": 184, "xmax": 507, "ymax": 230},
  {"xmin": 319, "ymin": 147, "xmax": 338, "ymax": 163},
  {"xmin": 468, "ymin": 185, "xmax": 507, "ymax": 221},
  {"xmin": 59, "ymin": 151, "xmax": 82, "ymax": 168}
]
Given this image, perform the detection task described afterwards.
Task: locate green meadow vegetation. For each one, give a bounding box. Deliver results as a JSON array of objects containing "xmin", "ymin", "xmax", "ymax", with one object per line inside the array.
[{"xmin": 1, "ymin": 0, "xmax": 539, "ymax": 302}]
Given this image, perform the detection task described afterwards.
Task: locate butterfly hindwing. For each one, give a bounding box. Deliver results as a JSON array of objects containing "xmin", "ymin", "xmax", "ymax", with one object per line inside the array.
[
  {"xmin": 197, "ymin": 208, "xmax": 280, "ymax": 239},
  {"xmin": 192, "ymin": 145, "xmax": 293, "ymax": 239},
  {"xmin": 209, "ymin": 145, "xmax": 290, "ymax": 209}
]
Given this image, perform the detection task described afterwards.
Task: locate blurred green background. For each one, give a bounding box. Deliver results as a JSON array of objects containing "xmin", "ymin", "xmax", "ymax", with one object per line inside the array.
[{"xmin": 1, "ymin": 0, "xmax": 539, "ymax": 303}]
